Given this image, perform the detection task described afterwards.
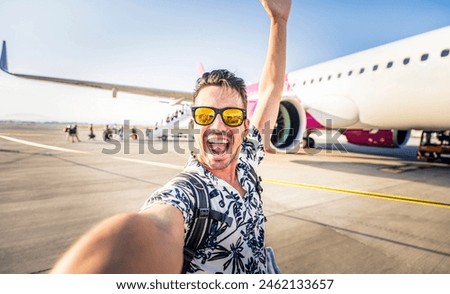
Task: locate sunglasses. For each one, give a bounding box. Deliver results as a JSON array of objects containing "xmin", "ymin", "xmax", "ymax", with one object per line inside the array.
[{"xmin": 191, "ymin": 106, "xmax": 247, "ymax": 127}]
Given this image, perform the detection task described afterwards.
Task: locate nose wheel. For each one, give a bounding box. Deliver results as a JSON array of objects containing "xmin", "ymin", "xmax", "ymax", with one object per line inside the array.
[{"xmin": 302, "ymin": 135, "xmax": 315, "ymax": 148}]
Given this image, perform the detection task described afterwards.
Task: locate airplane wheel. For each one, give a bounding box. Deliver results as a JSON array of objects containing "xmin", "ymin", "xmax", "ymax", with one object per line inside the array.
[
  {"xmin": 161, "ymin": 135, "xmax": 168, "ymax": 141},
  {"xmin": 303, "ymin": 137, "xmax": 315, "ymax": 148}
]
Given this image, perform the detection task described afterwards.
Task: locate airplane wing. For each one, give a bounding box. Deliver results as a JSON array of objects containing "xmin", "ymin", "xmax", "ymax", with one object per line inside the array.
[{"xmin": 1, "ymin": 41, "xmax": 193, "ymax": 104}]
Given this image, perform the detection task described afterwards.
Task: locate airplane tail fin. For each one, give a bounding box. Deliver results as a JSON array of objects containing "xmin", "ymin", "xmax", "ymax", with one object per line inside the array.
[
  {"xmin": 196, "ymin": 63, "xmax": 205, "ymax": 76},
  {"xmin": 1, "ymin": 41, "xmax": 9, "ymax": 72}
]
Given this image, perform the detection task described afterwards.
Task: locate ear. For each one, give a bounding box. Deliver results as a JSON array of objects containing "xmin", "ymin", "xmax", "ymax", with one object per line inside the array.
[
  {"xmin": 242, "ymin": 118, "xmax": 250, "ymax": 139},
  {"xmin": 244, "ymin": 118, "xmax": 250, "ymax": 130}
]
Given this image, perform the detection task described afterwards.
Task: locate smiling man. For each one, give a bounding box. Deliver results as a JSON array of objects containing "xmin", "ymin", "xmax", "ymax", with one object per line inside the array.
[
  {"xmin": 51, "ymin": 0, "xmax": 291, "ymax": 274},
  {"xmin": 192, "ymin": 72, "xmax": 250, "ymax": 176},
  {"xmin": 149, "ymin": 70, "xmax": 267, "ymax": 273}
]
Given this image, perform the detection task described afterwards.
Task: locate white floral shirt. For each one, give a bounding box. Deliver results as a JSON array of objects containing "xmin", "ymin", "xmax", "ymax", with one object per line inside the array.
[{"xmin": 141, "ymin": 126, "xmax": 266, "ymax": 274}]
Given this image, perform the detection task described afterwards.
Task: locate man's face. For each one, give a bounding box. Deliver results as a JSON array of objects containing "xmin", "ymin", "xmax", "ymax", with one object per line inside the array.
[{"xmin": 193, "ymin": 86, "xmax": 249, "ymax": 171}]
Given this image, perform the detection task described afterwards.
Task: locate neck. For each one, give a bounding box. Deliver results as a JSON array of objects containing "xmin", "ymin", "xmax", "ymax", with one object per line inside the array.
[
  {"xmin": 196, "ymin": 156, "xmax": 246, "ymax": 197},
  {"xmin": 194, "ymin": 154, "xmax": 239, "ymax": 184},
  {"xmin": 209, "ymin": 164, "xmax": 238, "ymax": 184},
  {"xmin": 212, "ymin": 163, "xmax": 246, "ymax": 197}
]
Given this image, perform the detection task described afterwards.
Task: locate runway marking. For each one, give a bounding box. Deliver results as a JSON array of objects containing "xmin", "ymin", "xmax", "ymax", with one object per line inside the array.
[
  {"xmin": 2, "ymin": 134, "xmax": 449, "ymax": 209},
  {"xmin": 0, "ymin": 135, "xmax": 184, "ymax": 170},
  {"xmin": 0, "ymin": 135, "xmax": 88, "ymax": 154},
  {"xmin": 111, "ymin": 156, "xmax": 183, "ymax": 170},
  {"xmin": 264, "ymin": 178, "xmax": 450, "ymax": 209},
  {"xmin": 0, "ymin": 132, "xmax": 45, "ymax": 137}
]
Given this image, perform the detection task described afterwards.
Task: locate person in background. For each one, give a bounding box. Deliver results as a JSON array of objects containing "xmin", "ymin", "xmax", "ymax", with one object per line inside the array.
[{"xmin": 88, "ymin": 124, "xmax": 96, "ymax": 140}]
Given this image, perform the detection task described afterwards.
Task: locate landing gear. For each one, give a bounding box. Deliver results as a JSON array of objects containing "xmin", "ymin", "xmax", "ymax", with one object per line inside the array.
[
  {"xmin": 303, "ymin": 137, "xmax": 316, "ymax": 148},
  {"xmin": 302, "ymin": 135, "xmax": 315, "ymax": 149}
]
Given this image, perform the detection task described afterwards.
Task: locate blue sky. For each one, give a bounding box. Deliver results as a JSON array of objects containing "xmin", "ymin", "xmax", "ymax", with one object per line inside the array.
[{"xmin": 1, "ymin": 0, "xmax": 450, "ymax": 124}]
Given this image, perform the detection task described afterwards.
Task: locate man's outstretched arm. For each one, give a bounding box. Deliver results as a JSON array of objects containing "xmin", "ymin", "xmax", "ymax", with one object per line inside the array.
[
  {"xmin": 251, "ymin": 0, "xmax": 291, "ymax": 144},
  {"xmin": 50, "ymin": 204, "xmax": 184, "ymax": 274}
]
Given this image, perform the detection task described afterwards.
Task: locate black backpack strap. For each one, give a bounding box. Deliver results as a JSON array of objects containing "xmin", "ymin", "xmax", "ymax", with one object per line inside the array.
[
  {"xmin": 247, "ymin": 164, "xmax": 267, "ymax": 222},
  {"xmin": 171, "ymin": 172, "xmax": 232, "ymax": 273},
  {"xmin": 247, "ymin": 164, "xmax": 263, "ymax": 200},
  {"xmin": 171, "ymin": 172, "xmax": 208, "ymax": 274}
]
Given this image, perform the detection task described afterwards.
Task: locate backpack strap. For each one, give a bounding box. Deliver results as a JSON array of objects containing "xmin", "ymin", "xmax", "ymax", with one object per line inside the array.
[
  {"xmin": 247, "ymin": 164, "xmax": 263, "ymax": 201},
  {"xmin": 171, "ymin": 172, "xmax": 232, "ymax": 273},
  {"xmin": 247, "ymin": 164, "xmax": 267, "ymax": 222}
]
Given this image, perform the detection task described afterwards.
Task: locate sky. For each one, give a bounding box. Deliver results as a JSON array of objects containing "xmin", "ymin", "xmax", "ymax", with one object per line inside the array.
[{"xmin": 1, "ymin": 0, "xmax": 450, "ymax": 125}]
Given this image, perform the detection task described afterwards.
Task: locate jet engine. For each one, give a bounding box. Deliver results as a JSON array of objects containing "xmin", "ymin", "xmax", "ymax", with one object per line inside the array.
[
  {"xmin": 343, "ymin": 129, "xmax": 411, "ymax": 147},
  {"xmin": 270, "ymin": 96, "xmax": 306, "ymax": 153}
]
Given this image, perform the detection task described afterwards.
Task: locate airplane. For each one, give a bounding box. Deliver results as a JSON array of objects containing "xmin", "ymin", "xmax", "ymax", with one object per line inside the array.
[
  {"xmin": 1, "ymin": 25, "xmax": 450, "ymax": 154},
  {"xmin": 281, "ymin": 25, "xmax": 450, "ymax": 152}
]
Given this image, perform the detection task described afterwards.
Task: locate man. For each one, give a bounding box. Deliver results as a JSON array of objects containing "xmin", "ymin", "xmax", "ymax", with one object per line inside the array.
[
  {"xmin": 51, "ymin": 0, "xmax": 290, "ymax": 274},
  {"xmin": 88, "ymin": 124, "xmax": 96, "ymax": 140}
]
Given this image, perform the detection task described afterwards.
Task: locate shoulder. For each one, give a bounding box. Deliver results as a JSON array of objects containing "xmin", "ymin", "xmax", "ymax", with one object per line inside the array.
[
  {"xmin": 141, "ymin": 176, "xmax": 197, "ymax": 225},
  {"xmin": 241, "ymin": 125, "xmax": 265, "ymax": 165},
  {"xmin": 144, "ymin": 176, "xmax": 195, "ymax": 207}
]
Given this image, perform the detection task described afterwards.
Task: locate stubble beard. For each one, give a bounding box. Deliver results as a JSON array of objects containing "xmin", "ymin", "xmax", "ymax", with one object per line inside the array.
[{"xmin": 196, "ymin": 130, "xmax": 242, "ymax": 171}]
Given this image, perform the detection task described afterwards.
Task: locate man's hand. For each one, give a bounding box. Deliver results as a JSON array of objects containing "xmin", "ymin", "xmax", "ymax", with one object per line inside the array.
[{"xmin": 259, "ymin": 0, "xmax": 291, "ymax": 23}]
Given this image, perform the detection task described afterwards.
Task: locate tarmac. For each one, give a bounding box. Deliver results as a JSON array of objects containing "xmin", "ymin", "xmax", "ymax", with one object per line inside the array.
[{"xmin": 0, "ymin": 122, "xmax": 449, "ymax": 274}]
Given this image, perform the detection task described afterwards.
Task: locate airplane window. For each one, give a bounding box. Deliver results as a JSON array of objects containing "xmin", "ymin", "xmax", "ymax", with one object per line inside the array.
[
  {"xmin": 348, "ymin": 70, "xmax": 353, "ymax": 76},
  {"xmin": 421, "ymin": 53, "xmax": 429, "ymax": 61},
  {"xmin": 373, "ymin": 65, "xmax": 378, "ymax": 71},
  {"xmin": 359, "ymin": 68, "xmax": 365, "ymax": 74},
  {"xmin": 303, "ymin": 81, "xmax": 306, "ymax": 86},
  {"xmin": 319, "ymin": 77, "xmax": 322, "ymax": 82},
  {"xmin": 441, "ymin": 49, "xmax": 449, "ymax": 57},
  {"xmin": 310, "ymin": 79, "xmax": 314, "ymax": 84},
  {"xmin": 387, "ymin": 61, "xmax": 393, "ymax": 68},
  {"xmin": 338, "ymin": 73, "xmax": 342, "ymax": 78},
  {"xmin": 328, "ymin": 75, "xmax": 332, "ymax": 80},
  {"xmin": 403, "ymin": 58, "xmax": 410, "ymax": 65}
]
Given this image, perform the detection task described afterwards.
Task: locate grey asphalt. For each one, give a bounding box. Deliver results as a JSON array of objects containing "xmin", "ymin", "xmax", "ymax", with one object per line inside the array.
[{"xmin": 0, "ymin": 123, "xmax": 449, "ymax": 274}]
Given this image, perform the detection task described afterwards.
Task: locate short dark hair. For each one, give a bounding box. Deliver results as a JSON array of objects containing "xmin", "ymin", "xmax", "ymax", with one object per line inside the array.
[{"xmin": 193, "ymin": 69, "xmax": 247, "ymax": 107}]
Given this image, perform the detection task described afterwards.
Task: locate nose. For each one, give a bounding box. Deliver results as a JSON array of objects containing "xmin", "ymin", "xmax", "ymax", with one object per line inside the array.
[{"xmin": 209, "ymin": 113, "xmax": 228, "ymax": 130}]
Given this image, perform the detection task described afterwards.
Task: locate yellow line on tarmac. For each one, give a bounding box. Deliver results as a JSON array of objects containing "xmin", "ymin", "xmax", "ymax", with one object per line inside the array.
[
  {"xmin": 264, "ymin": 178, "xmax": 450, "ymax": 209},
  {"xmin": 3, "ymin": 134, "xmax": 449, "ymax": 209}
]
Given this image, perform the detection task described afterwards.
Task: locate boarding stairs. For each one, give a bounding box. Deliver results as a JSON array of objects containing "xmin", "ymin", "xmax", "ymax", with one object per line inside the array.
[{"xmin": 151, "ymin": 109, "xmax": 192, "ymax": 141}]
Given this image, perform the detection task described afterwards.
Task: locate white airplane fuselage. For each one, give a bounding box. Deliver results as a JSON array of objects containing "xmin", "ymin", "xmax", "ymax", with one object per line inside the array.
[{"xmin": 287, "ymin": 26, "xmax": 450, "ymax": 131}]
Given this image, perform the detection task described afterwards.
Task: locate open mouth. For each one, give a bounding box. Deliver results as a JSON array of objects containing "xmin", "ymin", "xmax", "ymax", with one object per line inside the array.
[{"xmin": 206, "ymin": 136, "xmax": 232, "ymax": 156}]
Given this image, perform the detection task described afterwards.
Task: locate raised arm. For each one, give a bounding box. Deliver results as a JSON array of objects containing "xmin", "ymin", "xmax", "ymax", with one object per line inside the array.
[
  {"xmin": 251, "ymin": 0, "xmax": 291, "ymax": 145},
  {"xmin": 50, "ymin": 204, "xmax": 184, "ymax": 274}
]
